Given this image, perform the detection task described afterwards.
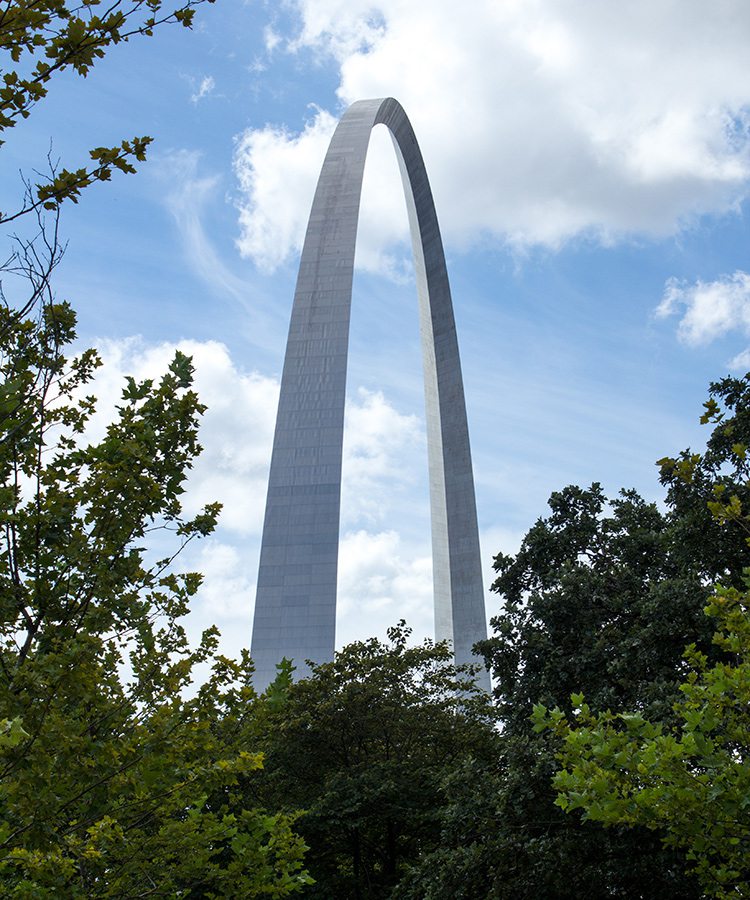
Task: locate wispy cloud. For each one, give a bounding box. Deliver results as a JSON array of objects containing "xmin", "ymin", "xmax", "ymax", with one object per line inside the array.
[
  {"xmin": 263, "ymin": 26, "xmax": 282, "ymax": 52},
  {"xmin": 728, "ymin": 348, "xmax": 750, "ymax": 372},
  {"xmin": 190, "ymin": 74, "xmax": 215, "ymax": 104},
  {"xmin": 163, "ymin": 151, "xmax": 242, "ymax": 296},
  {"xmin": 160, "ymin": 150, "xmax": 280, "ymax": 343}
]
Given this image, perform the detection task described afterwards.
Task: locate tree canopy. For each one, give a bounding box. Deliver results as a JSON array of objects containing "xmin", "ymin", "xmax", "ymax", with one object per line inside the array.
[
  {"xmin": 393, "ymin": 377, "xmax": 750, "ymax": 898},
  {"xmin": 251, "ymin": 625, "xmax": 500, "ymax": 900},
  {"xmin": 536, "ymin": 375, "xmax": 750, "ymax": 898},
  {"xmin": 536, "ymin": 582, "xmax": 750, "ymax": 899},
  {"xmin": 0, "ymin": 3, "xmax": 313, "ymax": 895}
]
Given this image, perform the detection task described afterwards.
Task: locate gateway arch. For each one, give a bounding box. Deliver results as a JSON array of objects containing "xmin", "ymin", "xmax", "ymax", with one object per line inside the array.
[{"xmin": 251, "ymin": 98, "xmax": 490, "ymax": 691}]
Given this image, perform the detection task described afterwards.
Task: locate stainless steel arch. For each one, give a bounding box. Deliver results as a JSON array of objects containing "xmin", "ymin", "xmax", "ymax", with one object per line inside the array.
[{"xmin": 251, "ymin": 98, "xmax": 490, "ymax": 691}]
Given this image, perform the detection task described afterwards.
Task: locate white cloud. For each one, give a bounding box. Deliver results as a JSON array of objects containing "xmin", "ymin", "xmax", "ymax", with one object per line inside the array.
[
  {"xmin": 657, "ymin": 271, "xmax": 750, "ymax": 346},
  {"xmin": 289, "ymin": 0, "xmax": 385, "ymax": 58},
  {"xmin": 341, "ymin": 386, "xmax": 424, "ymax": 526},
  {"xmin": 163, "ymin": 151, "xmax": 256, "ymax": 307},
  {"xmin": 234, "ymin": 0, "xmax": 750, "ymax": 272},
  {"xmin": 191, "ymin": 540, "xmax": 256, "ymax": 621},
  {"xmin": 729, "ymin": 348, "xmax": 750, "ymax": 371},
  {"xmin": 190, "ymin": 74, "xmax": 215, "ymax": 104},
  {"xmin": 160, "ymin": 150, "xmax": 283, "ymax": 348},
  {"xmin": 336, "ymin": 529, "xmax": 432, "ymax": 645},
  {"xmin": 263, "ymin": 26, "xmax": 282, "ymax": 53},
  {"xmin": 233, "ymin": 108, "xmax": 338, "ymax": 272},
  {"xmin": 87, "ymin": 336, "xmax": 280, "ymax": 536},
  {"xmin": 234, "ymin": 111, "xmax": 411, "ymax": 275}
]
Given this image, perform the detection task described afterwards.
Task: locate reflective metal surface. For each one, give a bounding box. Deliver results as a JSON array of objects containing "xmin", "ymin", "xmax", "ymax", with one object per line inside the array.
[{"xmin": 252, "ymin": 98, "xmax": 490, "ymax": 691}]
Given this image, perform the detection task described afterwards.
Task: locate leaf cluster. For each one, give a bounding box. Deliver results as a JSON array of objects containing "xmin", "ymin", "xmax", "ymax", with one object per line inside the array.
[
  {"xmin": 537, "ymin": 583, "xmax": 750, "ymax": 898},
  {"xmin": 482, "ymin": 483, "xmax": 716, "ymax": 735},
  {"xmin": 533, "ymin": 374, "xmax": 750, "ymax": 897},
  {"xmin": 399, "ymin": 378, "xmax": 750, "ymax": 898}
]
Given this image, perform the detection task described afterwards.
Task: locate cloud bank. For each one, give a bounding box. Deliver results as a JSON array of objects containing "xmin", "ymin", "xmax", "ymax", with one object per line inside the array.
[
  {"xmin": 234, "ymin": 0, "xmax": 750, "ymax": 272},
  {"xmin": 82, "ymin": 337, "xmax": 433, "ymax": 653}
]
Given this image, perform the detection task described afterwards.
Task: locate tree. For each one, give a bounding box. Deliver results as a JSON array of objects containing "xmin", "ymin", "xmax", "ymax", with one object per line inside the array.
[
  {"xmin": 251, "ymin": 625, "xmax": 500, "ymax": 900},
  {"xmin": 0, "ymin": 4, "xmax": 314, "ymax": 890},
  {"xmin": 392, "ymin": 725, "xmax": 697, "ymax": 899},
  {"xmin": 535, "ymin": 374, "xmax": 750, "ymax": 898},
  {"xmin": 486, "ymin": 483, "xmax": 721, "ymax": 734},
  {"xmin": 0, "ymin": 303, "xmax": 311, "ymax": 895},
  {"xmin": 656, "ymin": 374, "xmax": 750, "ymax": 590},
  {"xmin": 538, "ymin": 582, "xmax": 750, "ymax": 899},
  {"xmin": 395, "ymin": 377, "xmax": 750, "ymax": 898}
]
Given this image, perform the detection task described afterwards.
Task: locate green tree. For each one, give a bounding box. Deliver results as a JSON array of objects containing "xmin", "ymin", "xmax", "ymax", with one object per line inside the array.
[
  {"xmin": 396, "ymin": 375, "xmax": 750, "ymax": 898},
  {"xmin": 538, "ymin": 582, "xmax": 750, "ymax": 899},
  {"xmin": 534, "ymin": 374, "xmax": 750, "ymax": 898},
  {"xmin": 0, "ymin": 303, "xmax": 311, "ymax": 895},
  {"xmin": 252, "ymin": 625, "xmax": 500, "ymax": 900},
  {"xmin": 656, "ymin": 373, "xmax": 750, "ymax": 589},
  {"xmin": 393, "ymin": 724, "xmax": 697, "ymax": 899},
  {"xmin": 0, "ymin": 3, "xmax": 314, "ymax": 893},
  {"xmin": 487, "ymin": 483, "xmax": 720, "ymax": 734}
]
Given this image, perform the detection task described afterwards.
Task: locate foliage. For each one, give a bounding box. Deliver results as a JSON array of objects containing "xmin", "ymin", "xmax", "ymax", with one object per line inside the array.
[
  {"xmin": 536, "ymin": 583, "xmax": 750, "ymax": 898},
  {"xmin": 392, "ymin": 730, "xmax": 696, "ymax": 899},
  {"xmin": 0, "ymin": 2, "xmax": 314, "ymax": 894},
  {"xmin": 533, "ymin": 374, "xmax": 750, "ymax": 898},
  {"xmin": 394, "ymin": 378, "xmax": 750, "ymax": 898},
  {"xmin": 0, "ymin": 0, "xmax": 215, "ymax": 225},
  {"xmin": 485, "ymin": 482, "xmax": 720, "ymax": 734},
  {"xmin": 0, "ymin": 304, "xmax": 311, "ymax": 895},
  {"xmin": 657, "ymin": 373, "xmax": 750, "ymax": 587},
  {"xmin": 252, "ymin": 624, "xmax": 500, "ymax": 900}
]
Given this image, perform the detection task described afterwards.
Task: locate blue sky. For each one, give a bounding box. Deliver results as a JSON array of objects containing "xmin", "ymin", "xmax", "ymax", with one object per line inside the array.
[{"xmin": 5, "ymin": 0, "xmax": 750, "ymax": 659}]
